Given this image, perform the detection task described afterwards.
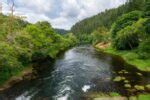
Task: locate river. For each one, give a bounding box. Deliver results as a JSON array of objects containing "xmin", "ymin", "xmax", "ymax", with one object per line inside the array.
[{"xmin": 0, "ymin": 46, "xmax": 149, "ymax": 100}]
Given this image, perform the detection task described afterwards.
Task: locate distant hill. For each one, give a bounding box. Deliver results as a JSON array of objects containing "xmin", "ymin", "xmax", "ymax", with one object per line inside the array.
[
  {"xmin": 54, "ymin": 28, "xmax": 70, "ymax": 35},
  {"xmin": 71, "ymin": 0, "xmax": 145, "ymax": 35}
]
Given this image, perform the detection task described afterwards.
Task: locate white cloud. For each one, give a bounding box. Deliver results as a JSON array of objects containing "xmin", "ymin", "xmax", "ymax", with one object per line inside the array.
[{"xmin": 2, "ymin": 0, "xmax": 126, "ymax": 30}]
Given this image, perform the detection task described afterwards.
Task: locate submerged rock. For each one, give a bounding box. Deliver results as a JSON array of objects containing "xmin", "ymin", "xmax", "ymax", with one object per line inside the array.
[
  {"xmin": 121, "ymin": 77, "xmax": 126, "ymax": 80},
  {"xmin": 113, "ymin": 76, "xmax": 126, "ymax": 82},
  {"xmin": 124, "ymin": 71, "xmax": 129, "ymax": 74},
  {"xmin": 134, "ymin": 85, "xmax": 145, "ymax": 91},
  {"xmin": 118, "ymin": 70, "xmax": 129, "ymax": 74},
  {"xmin": 124, "ymin": 84, "xmax": 131, "ymax": 88},
  {"xmin": 124, "ymin": 80, "xmax": 129, "ymax": 83},
  {"xmin": 118, "ymin": 71, "xmax": 123, "ymax": 74},
  {"xmin": 113, "ymin": 76, "xmax": 122, "ymax": 82},
  {"xmin": 136, "ymin": 73, "xmax": 143, "ymax": 76}
]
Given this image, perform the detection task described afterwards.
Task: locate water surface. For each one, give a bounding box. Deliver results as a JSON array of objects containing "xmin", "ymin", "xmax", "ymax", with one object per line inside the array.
[{"xmin": 0, "ymin": 46, "xmax": 149, "ymax": 100}]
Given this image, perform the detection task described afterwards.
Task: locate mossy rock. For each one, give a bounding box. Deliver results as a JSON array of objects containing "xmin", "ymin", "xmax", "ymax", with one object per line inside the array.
[
  {"xmin": 113, "ymin": 76, "xmax": 122, "ymax": 82},
  {"xmin": 129, "ymin": 96, "xmax": 137, "ymax": 100},
  {"xmin": 134, "ymin": 85, "xmax": 145, "ymax": 91},
  {"xmin": 138, "ymin": 94, "xmax": 150, "ymax": 100},
  {"xmin": 121, "ymin": 70, "xmax": 126, "ymax": 72},
  {"xmin": 124, "ymin": 71, "xmax": 129, "ymax": 74},
  {"xmin": 124, "ymin": 80, "xmax": 129, "ymax": 83},
  {"xmin": 136, "ymin": 72, "xmax": 143, "ymax": 76},
  {"xmin": 118, "ymin": 71, "xmax": 123, "ymax": 74},
  {"xmin": 145, "ymin": 84, "xmax": 150, "ymax": 90},
  {"xmin": 121, "ymin": 77, "xmax": 126, "ymax": 80},
  {"xmin": 113, "ymin": 76, "xmax": 126, "ymax": 82},
  {"xmin": 124, "ymin": 84, "xmax": 131, "ymax": 88}
]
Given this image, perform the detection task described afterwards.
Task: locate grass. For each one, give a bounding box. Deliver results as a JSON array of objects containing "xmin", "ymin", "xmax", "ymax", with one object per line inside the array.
[
  {"xmin": 95, "ymin": 45, "xmax": 150, "ymax": 72},
  {"xmin": 138, "ymin": 94, "xmax": 150, "ymax": 100}
]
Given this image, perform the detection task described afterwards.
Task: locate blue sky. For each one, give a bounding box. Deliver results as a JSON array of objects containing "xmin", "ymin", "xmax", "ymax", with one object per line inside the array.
[{"xmin": 2, "ymin": 0, "xmax": 126, "ymax": 30}]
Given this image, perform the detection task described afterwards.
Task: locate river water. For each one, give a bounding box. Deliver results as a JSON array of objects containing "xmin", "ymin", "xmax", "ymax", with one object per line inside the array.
[{"xmin": 0, "ymin": 46, "xmax": 149, "ymax": 100}]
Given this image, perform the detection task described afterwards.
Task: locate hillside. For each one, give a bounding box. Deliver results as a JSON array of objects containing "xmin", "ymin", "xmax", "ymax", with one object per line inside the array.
[{"xmin": 71, "ymin": 0, "xmax": 145, "ymax": 35}]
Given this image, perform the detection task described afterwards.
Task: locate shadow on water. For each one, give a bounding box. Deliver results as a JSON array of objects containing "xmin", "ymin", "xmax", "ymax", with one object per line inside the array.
[
  {"xmin": 89, "ymin": 51, "xmax": 150, "ymax": 97},
  {"xmin": 0, "ymin": 46, "xmax": 149, "ymax": 100}
]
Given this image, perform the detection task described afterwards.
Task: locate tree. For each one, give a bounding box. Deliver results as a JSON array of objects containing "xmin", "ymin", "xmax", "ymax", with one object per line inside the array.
[
  {"xmin": 112, "ymin": 18, "xmax": 147, "ymax": 50},
  {"xmin": 111, "ymin": 11, "xmax": 142, "ymax": 39}
]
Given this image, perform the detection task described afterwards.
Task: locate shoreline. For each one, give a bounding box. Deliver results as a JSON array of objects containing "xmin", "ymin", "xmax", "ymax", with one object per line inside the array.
[
  {"xmin": 0, "ymin": 66, "xmax": 33, "ymax": 92},
  {"xmin": 94, "ymin": 44, "xmax": 150, "ymax": 72}
]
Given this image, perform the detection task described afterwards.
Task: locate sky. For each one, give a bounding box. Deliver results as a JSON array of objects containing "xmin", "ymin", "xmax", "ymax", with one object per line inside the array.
[{"xmin": 2, "ymin": 0, "xmax": 126, "ymax": 30}]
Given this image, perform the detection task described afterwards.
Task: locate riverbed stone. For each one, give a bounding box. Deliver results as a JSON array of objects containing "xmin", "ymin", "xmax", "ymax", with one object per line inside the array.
[
  {"xmin": 118, "ymin": 71, "xmax": 123, "ymax": 74},
  {"xmin": 145, "ymin": 84, "xmax": 150, "ymax": 90},
  {"xmin": 124, "ymin": 71, "xmax": 129, "ymax": 74},
  {"xmin": 134, "ymin": 85, "xmax": 145, "ymax": 91},
  {"xmin": 113, "ymin": 76, "xmax": 122, "ymax": 82},
  {"xmin": 113, "ymin": 76, "xmax": 126, "ymax": 82},
  {"xmin": 121, "ymin": 77, "xmax": 126, "ymax": 80},
  {"xmin": 124, "ymin": 80, "xmax": 129, "ymax": 83},
  {"xmin": 124, "ymin": 84, "xmax": 131, "ymax": 88},
  {"xmin": 136, "ymin": 73, "xmax": 143, "ymax": 76}
]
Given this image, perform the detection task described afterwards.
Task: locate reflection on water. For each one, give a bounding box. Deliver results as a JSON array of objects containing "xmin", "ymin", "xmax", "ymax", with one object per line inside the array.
[{"xmin": 0, "ymin": 46, "xmax": 149, "ymax": 100}]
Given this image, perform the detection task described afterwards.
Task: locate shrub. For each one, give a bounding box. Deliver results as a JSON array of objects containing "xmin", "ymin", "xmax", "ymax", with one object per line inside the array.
[
  {"xmin": 0, "ymin": 42, "xmax": 22, "ymax": 84},
  {"xmin": 113, "ymin": 26, "xmax": 139, "ymax": 50},
  {"xmin": 138, "ymin": 38, "xmax": 150, "ymax": 59},
  {"xmin": 111, "ymin": 11, "xmax": 143, "ymax": 39},
  {"xmin": 112, "ymin": 18, "xmax": 147, "ymax": 50}
]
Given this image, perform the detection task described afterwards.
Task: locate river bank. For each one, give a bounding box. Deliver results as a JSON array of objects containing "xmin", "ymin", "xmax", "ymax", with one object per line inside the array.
[
  {"xmin": 0, "ymin": 66, "xmax": 33, "ymax": 91},
  {"xmin": 95, "ymin": 43, "xmax": 150, "ymax": 72}
]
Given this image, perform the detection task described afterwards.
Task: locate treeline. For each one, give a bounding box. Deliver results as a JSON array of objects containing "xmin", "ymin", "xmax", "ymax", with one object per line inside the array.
[
  {"xmin": 0, "ymin": 14, "xmax": 77, "ymax": 84},
  {"xmin": 71, "ymin": 0, "xmax": 146, "ymax": 41}
]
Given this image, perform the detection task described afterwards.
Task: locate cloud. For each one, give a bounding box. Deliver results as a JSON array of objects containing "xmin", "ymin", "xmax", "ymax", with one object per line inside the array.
[{"xmin": 2, "ymin": 0, "xmax": 126, "ymax": 30}]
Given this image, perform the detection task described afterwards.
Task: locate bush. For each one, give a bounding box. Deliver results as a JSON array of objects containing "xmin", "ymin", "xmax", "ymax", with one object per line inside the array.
[
  {"xmin": 143, "ymin": 18, "xmax": 150, "ymax": 34},
  {"xmin": 91, "ymin": 26, "xmax": 109, "ymax": 44},
  {"xmin": 111, "ymin": 11, "xmax": 143, "ymax": 39},
  {"xmin": 112, "ymin": 18, "xmax": 147, "ymax": 50},
  {"xmin": 113, "ymin": 26, "xmax": 139, "ymax": 50},
  {"xmin": 138, "ymin": 38, "xmax": 150, "ymax": 59},
  {"xmin": 0, "ymin": 42, "xmax": 23, "ymax": 84}
]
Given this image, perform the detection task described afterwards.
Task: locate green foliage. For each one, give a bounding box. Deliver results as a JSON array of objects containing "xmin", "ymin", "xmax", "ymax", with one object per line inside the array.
[
  {"xmin": 92, "ymin": 26, "xmax": 109, "ymax": 44},
  {"xmin": 144, "ymin": 1, "xmax": 150, "ymax": 17},
  {"xmin": 138, "ymin": 94, "xmax": 150, "ymax": 100},
  {"xmin": 71, "ymin": 0, "xmax": 145, "ymax": 35},
  {"xmin": 138, "ymin": 38, "xmax": 150, "ymax": 59},
  {"xmin": 76, "ymin": 34, "xmax": 93, "ymax": 44},
  {"xmin": 0, "ymin": 15, "xmax": 77, "ymax": 85},
  {"xmin": 111, "ymin": 11, "xmax": 147, "ymax": 50},
  {"xmin": 113, "ymin": 26, "xmax": 139, "ymax": 50},
  {"xmin": 0, "ymin": 42, "xmax": 23, "ymax": 84},
  {"xmin": 144, "ymin": 18, "xmax": 150, "ymax": 34},
  {"xmin": 111, "ymin": 11, "xmax": 142, "ymax": 39}
]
